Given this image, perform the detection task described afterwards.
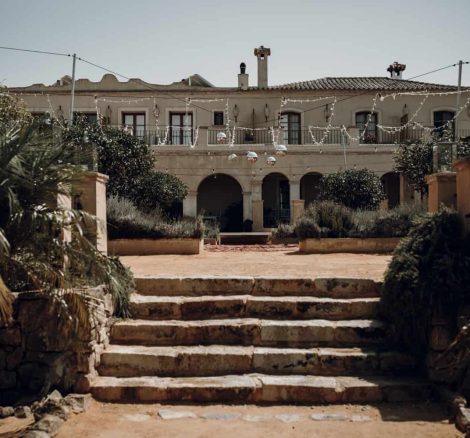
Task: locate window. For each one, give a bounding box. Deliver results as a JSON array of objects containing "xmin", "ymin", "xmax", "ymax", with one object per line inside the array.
[
  {"xmin": 280, "ymin": 112, "xmax": 301, "ymax": 145},
  {"xmin": 170, "ymin": 112, "xmax": 193, "ymax": 145},
  {"xmin": 213, "ymin": 111, "xmax": 224, "ymax": 126},
  {"xmin": 356, "ymin": 112, "xmax": 378, "ymax": 143},
  {"xmin": 74, "ymin": 112, "xmax": 98, "ymax": 124},
  {"xmin": 122, "ymin": 112, "xmax": 145, "ymax": 138},
  {"xmin": 433, "ymin": 111, "xmax": 455, "ymax": 138}
]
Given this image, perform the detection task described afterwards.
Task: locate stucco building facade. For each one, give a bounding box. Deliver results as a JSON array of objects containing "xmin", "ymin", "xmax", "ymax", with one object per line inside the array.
[{"xmin": 9, "ymin": 47, "xmax": 470, "ymax": 231}]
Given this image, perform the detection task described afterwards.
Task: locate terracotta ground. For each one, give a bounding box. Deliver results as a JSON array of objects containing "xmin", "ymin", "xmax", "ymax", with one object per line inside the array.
[
  {"xmin": 53, "ymin": 400, "xmax": 460, "ymax": 438},
  {"xmin": 121, "ymin": 246, "xmax": 391, "ymax": 281}
]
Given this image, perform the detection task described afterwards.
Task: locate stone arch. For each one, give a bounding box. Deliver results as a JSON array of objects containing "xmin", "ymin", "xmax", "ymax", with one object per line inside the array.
[
  {"xmin": 262, "ymin": 172, "xmax": 290, "ymax": 228},
  {"xmin": 381, "ymin": 172, "xmax": 400, "ymax": 208},
  {"xmin": 300, "ymin": 172, "xmax": 322, "ymax": 207},
  {"xmin": 197, "ymin": 173, "xmax": 243, "ymax": 232}
]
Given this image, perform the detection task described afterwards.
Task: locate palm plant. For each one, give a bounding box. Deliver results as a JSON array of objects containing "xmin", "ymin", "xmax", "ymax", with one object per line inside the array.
[{"xmin": 0, "ymin": 121, "xmax": 131, "ymax": 326}]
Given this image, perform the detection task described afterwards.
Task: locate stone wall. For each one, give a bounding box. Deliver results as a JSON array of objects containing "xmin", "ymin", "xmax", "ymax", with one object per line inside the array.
[{"xmin": 0, "ymin": 286, "xmax": 112, "ymax": 405}]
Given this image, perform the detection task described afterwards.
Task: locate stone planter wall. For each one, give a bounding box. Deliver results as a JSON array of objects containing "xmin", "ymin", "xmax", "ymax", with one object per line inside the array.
[
  {"xmin": 0, "ymin": 286, "xmax": 113, "ymax": 405},
  {"xmin": 108, "ymin": 238, "xmax": 203, "ymax": 255},
  {"xmin": 299, "ymin": 237, "xmax": 401, "ymax": 254}
]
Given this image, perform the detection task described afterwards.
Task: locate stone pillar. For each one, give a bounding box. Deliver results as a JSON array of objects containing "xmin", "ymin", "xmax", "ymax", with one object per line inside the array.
[
  {"xmin": 291, "ymin": 199, "xmax": 305, "ymax": 224},
  {"xmin": 73, "ymin": 172, "xmax": 109, "ymax": 254},
  {"xmin": 347, "ymin": 127, "xmax": 360, "ymax": 147},
  {"xmin": 57, "ymin": 190, "xmax": 72, "ymax": 243},
  {"xmin": 252, "ymin": 200, "xmax": 264, "ymax": 231},
  {"xmin": 289, "ymin": 180, "xmax": 301, "ymax": 224},
  {"xmin": 243, "ymin": 191, "xmax": 253, "ymax": 222},
  {"xmin": 425, "ymin": 172, "xmax": 457, "ymax": 213},
  {"xmin": 453, "ymin": 157, "xmax": 470, "ymax": 233},
  {"xmin": 399, "ymin": 174, "xmax": 415, "ymax": 205},
  {"xmin": 198, "ymin": 127, "xmax": 208, "ymax": 146},
  {"xmin": 183, "ymin": 190, "xmax": 198, "ymax": 217}
]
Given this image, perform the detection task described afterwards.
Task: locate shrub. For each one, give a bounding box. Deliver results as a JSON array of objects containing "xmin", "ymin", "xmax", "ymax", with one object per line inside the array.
[
  {"xmin": 351, "ymin": 203, "xmax": 425, "ymax": 238},
  {"xmin": 107, "ymin": 196, "xmax": 203, "ymax": 239},
  {"xmin": 319, "ymin": 168, "xmax": 385, "ymax": 210},
  {"xmin": 294, "ymin": 201, "xmax": 354, "ymax": 239},
  {"xmin": 272, "ymin": 223, "xmax": 297, "ymax": 239},
  {"xmin": 380, "ymin": 210, "xmax": 470, "ymax": 360}
]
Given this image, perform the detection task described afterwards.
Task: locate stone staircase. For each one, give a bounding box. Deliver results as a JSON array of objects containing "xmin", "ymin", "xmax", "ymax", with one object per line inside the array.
[{"xmin": 91, "ymin": 276, "xmax": 431, "ymax": 403}]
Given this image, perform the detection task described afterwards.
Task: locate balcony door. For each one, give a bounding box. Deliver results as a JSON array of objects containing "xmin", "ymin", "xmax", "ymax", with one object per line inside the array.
[
  {"xmin": 122, "ymin": 113, "xmax": 145, "ymax": 138},
  {"xmin": 170, "ymin": 112, "xmax": 193, "ymax": 145},
  {"xmin": 280, "ymin": 112, "xmax": 301, "ymax": 145},
  {"xmin": 356, "ymin": 111, "xmax": 378, "ymax": 143},
  {"xmin": 433, "ymin": 111, "xmax": 455, "ymax": 138}
]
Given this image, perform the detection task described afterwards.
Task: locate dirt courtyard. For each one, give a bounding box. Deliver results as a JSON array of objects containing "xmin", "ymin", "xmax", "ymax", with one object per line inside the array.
[
  {"xmin": 121, "ymin": 248, "xmax": 391, "ymax": 280},
  {"xmin": 52, "ymin": 400, "xmax": 460, "ymax": 438}
]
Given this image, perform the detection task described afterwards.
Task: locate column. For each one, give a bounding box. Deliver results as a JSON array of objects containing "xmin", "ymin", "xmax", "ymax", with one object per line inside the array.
[
  {"xmin": 183, "ymin": 190, "xmax": 198, "ymax": 217},
  {"xmin": 73, "ymin": 172, "xmax": 109, "ymax": 254},
  {"xmin": 242, "ymin": 191, "xmax": 253, "ymax": 222},
  {"xmin": 289, "ymin": 179, "xmax": 301, "ymax": 224},
  {"xmin": 453, "ymin": 157, "xmax": 470, "ymax": 233},
  {"xmin": 251, "ymin": 180, "xmax": 263, "ymax": 231},
  {"xmin": 425, "ymin": 173, "xmax": 457, "ymax": 213},
  {"xmin": 399, "ymin": 174, "xmax": 415, "ymax": 205}
]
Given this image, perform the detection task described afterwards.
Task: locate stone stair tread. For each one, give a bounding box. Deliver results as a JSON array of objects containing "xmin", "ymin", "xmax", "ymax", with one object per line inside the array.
[
  {"xmin": 114, "ymin": 318, "xmax": 383, "ymax": 327},
  {"xmin": 134, "ymin": 276, "xmax": 381, "ymax": 298},
  {"xmin": 103, "ymin": 344, "xmax": 390, "ymax": 355},
  {"xmin": 130, "ymin": 294, "xmax": 381, "ymax": 304},
  {"xmin": 91, "ymin": 374, "xmax": 432, "ymax": 403}
]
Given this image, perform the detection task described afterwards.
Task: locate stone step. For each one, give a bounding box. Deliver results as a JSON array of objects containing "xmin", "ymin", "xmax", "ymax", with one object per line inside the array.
[
  {"xmin": 110, "ymin": 319, "xmax": 385, "ymax": 347},
  {"xmin": 99, "ymin": 345, "xmax": 415, "ymax": 378},
  {"xmin": 129, "ymin": 294, "xmax": 380, "ymax": 321},
  {"xmin": 91, "ymin": 374, "xmax": 432, "ymax": 404},
  {"xmin": 135, "ymin": 276, "xmax": 381, "ymax": 299}
]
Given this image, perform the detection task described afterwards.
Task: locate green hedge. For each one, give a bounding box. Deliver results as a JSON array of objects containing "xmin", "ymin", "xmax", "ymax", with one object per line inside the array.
[
  {"xmin": 107, "ymin": 196, "xmax": 203, "ymax": 240},
  {"xmin": 380, "ymin": 210, "xmax": 470, "ymax": 360},
  {"xmin": 290, "ymin": 201, "xmax": 423, "ymax": 240}
]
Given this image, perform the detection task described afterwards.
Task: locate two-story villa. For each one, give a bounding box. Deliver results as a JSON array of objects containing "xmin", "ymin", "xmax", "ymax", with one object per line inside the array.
[{"xmin": 9, "ymin": 46, "xmax": 470, "ymax": 231}]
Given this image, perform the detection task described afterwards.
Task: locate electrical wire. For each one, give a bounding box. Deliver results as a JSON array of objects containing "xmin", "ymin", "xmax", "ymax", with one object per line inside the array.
[{"xmin": 0, "ymin": 45, "xmax": 71, "ymax": 57}]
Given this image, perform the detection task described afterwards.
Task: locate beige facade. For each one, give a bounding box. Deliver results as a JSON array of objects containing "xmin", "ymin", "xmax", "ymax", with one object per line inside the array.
[{"xmin": 10, "ymin": 47, "xmax": 470, "ymax": 231}]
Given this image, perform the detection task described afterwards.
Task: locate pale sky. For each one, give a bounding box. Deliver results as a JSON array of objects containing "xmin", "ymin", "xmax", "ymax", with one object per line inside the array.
[{"xmin": 1, "ymin": 0, "xmax": 469, "ymax": 88}]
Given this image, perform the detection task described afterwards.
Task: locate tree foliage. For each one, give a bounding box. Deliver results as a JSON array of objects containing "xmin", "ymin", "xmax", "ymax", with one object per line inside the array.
[
  {"xmin": 62, "ymin": 120, "xmax": 187, "ymax": 213},
  {"xmin": 0, "ymin": 94, "xmax": 133, "ymax": 325},
  {"xmin": 394, "ymin": 141, "xmax": 433, "ymax": 200},
  {"xmin": 319, "ymin": 168, "xmax": 385, "ymax": 210}
]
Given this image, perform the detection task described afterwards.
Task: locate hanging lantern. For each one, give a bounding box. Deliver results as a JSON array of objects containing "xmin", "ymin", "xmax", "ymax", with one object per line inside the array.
[
  {"xmin": 228, "ymin": 153, "xmax": 237, "ymax": 161},
  {"xmin": 217, "ymin": 132, "xmax": 227, "ymax": 144},
  {"xmin": 275, "ymin": 144, "xmax": 287, "ymax": 157},
  {"xmin": 247, "ymin": 151, "xmax": 258, "ymax": 163},
  {"xmin": 266, "ymin": 156, "xmax": 276, "ymax": 166}
]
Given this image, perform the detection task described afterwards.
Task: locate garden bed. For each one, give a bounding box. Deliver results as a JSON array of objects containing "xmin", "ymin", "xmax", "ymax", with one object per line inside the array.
[
  {"xmin": 299, "ymin": 237, "xmax": 401, "ymax": 254},
  {"xmin": 108, "ymin": 238, "xmax": 203, "ymax": 255}
]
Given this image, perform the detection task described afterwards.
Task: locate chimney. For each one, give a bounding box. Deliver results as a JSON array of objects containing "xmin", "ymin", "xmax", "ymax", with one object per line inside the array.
[
  {"xmin": 387, "ymin": 61, "xmax": 406, "ymax": 79},
  {"xmin": 238, "ymin": 62, "xmax": 249, "ymax": 90},
  {"xmin": 254, "ymin": 46, "xmax": 271, "ymax": 89}
]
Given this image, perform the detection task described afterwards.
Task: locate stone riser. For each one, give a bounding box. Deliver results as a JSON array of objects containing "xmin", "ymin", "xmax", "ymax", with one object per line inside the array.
[
  {"xmin": 99, "ymin": 346, "xmax": 415, "ymax": 378},
  {"xmin": 110, "ymin": 319, "xmax": 385, "ymax": 348},
  {"xmin": 135, "ymin": 277, "xmax": 381, "ymax": 299},
  {"xmin": 129, "ymin": 295, "xmax": 379, "ymax": 321},
  {"xmin": 91, "ymin": 375, "xmax": 432, "ymax": 404}
]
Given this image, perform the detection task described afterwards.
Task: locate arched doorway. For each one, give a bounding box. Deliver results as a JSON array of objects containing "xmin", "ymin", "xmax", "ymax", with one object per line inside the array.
[
  {"xmin": 381, "ymin": 172, "xmax": 400, "ymax": 209},
  {"xmin": 300, "ymin": 172, "xmax": 322, "ymax": 207},
  {"xmin": 262, "ymin": 173, "xmax": 290, "ymax": 228},
  {"xmin": 197, "ymin": 173, "xmax": 243, "ymax": 231}
]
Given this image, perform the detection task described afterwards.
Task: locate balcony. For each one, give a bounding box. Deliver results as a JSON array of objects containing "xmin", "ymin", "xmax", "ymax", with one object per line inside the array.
[{"xmin": 107, "ymin": 125, "xmax": 470, "ymax": 147}]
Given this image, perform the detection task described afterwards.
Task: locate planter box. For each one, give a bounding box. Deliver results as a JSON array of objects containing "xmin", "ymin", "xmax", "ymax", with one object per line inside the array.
[
  {"xmin": 299, "ymin": 237, "xmax": 401, "ymax": 254},
  {"xmin": 108, "ymin": 238, "xmax": 203, "ymax": 255}
]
